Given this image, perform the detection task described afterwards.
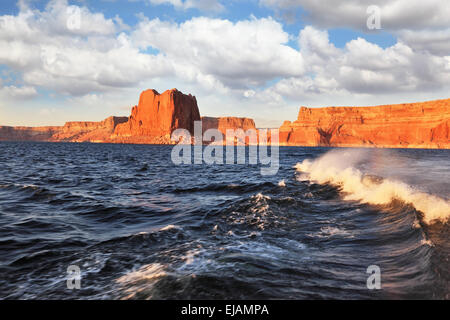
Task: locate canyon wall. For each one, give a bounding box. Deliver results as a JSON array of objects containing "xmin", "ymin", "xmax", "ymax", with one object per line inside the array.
[
  {"xmin": 0, "ymin": 89, "xmax": 201, "ymax": 144},
  {"xmin": 53, "ymin": 116, "xmax": 128, "ymax": 142},
  {"xmin": 279, "ymin": 99, "xmax": 450, "ymax": 149},
  {"xmin": 1, "ymin": 90, "xmax": 449, "ymax": 149},
  {"xmin": 201, "ymin": 116, "xmax": 257, "ymax": 145},
  {"xmin": 0, "ymin": 117, "xmax": 128, "ymax": 143},
  {"xmin": 201, "ymin": 117, "xmax": 256, "ymax": 134},
  {"xmin": 0, "ymin": 126, "xmax": 60, "ymax": 142}
]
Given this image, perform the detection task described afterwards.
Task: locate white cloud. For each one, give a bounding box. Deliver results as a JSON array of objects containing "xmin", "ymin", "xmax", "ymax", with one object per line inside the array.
[
  {"xmin": 131, "ymin": 16, "xmax": 305, "ymax": 88},
  {"xmin": 260, "ymin": 0, "xmax": 450, "ymax": 58},
  {"xmin": 260, "ymin": 0, "xmax": 450, "ymax": 30},
  {"xmin": 258, "ymin": 26, "xmax": 450, "ymax": 105},
  {"xmin": 0, "ymin": 85, "xmax": 37, "ymax": 100},
  {"xmin": 0, "ymin": 1, "xmax": 304, "ymax": 97},
  {"xmin": 397, "ymin": 28, "xmax": 450, "ymax": 56},
  {"xmin": 0, "ymin": 0, "xmax": 449, "ymax": 128},
  {"xmin": 0, "ymin": 0, "xmax": 173, "ymax": 96},
  {"xmin": 147, "ymin": 0, "xmax": 224, "ymax": 12}
]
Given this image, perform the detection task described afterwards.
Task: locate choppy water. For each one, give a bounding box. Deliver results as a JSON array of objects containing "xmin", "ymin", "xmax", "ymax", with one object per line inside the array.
[{"xmin": 0, "ymin": 142, "xmax": 448, "ymax": 299}]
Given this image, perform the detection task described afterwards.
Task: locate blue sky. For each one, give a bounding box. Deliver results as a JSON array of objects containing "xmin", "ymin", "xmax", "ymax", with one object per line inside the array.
[{"xmin": 0, "ymin": 0, "xmax": 449, "ymax": 127}]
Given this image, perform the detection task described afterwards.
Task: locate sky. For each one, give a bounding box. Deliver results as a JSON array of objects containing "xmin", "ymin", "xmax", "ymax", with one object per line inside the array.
[{"xmin": 0, "ymin": 0, "xmax": 449, "ymax": 127}]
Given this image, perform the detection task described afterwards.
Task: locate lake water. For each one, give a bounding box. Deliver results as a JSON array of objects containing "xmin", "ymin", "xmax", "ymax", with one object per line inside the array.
[{"xmin": 0, "ymin": 142, "xmax": 448, "ymax": 299}]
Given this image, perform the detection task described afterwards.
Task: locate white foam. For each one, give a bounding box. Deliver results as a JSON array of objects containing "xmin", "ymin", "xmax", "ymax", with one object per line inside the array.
[
  {"xmin": 421, "ymin": 239, "xmax": 434, "ymax": 247},
  {"xmin": 160, "ymin": 224, "xmax": 178, "ymax": 231},
  {"xmin": 278, "ymin": 180, "xmax": 286, "ymax": 187},
  {"xmin": 253, "ymin": 193, "xmax": 271, "ymax": 201},
  {"xmin": 308, "ymin": 226, "xmax": 354, "ymax": 239},
  {"xmin": 296, "ymin": 149, "xmax": 450, "ymax": 224},
  {"xmin": 116, "ymin": 263, "xmax": 167, "ymax": 299}
]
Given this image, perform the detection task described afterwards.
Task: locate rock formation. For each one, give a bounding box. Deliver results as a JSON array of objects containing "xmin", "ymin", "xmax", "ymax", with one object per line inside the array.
[
  {"xmin": 112, "ymin": 89, "xmax": 201, "ymax": 144},
  {"xmin": 201, "ymin": 116, "xmax": 256, "ymax": 134},
  {"xmin": 279, "ymin": 98, "xmax": 450, "ymax": 149},
  {"xmin": 0, "ymin": 117, "xmax": 128, "ymax": 143},
  {"xmin": 52, "ymin": 116, "xmax": 128, "ymax": 142},
  {"xmin": 1, "ymin": 90, "xmax": 449, "ymax": 149},
  {"xmin": 201, "ymin": 116, "xmax": 257, "ymax": 145},
  {"xmin": 0, "ymin": 89, "xmax": 201, "ymax": 144},
  {"xmin": 0, "ymin": 126, "xmax": 60, "ymax": 142}
]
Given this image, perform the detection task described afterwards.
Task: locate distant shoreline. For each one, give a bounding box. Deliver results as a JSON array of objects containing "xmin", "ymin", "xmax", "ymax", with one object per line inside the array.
[{"xmin": 1, "ymin": 89, "xmax": 449, "ymax": 149}]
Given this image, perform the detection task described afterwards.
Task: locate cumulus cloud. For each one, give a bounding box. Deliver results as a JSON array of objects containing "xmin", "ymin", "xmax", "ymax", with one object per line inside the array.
[
  {"xmin": 131, "ymin": 16, "xmax": 305, "ymax": 88},
  {"xmin": 259, "ymin": 26, "xmax": 450, "ymax": 103},
  {"xmin": 260, "ymin": 0, "xmax": 450, "ymax": 57},
  {"xmin": 0, "ymin": 85, "xmax": 37, "ymax": 100},
  {"xmin": 0, "ymin": 1, "xmax": 305, "ymax": 97},
  {"xmin": 148, "ymin": 0, "xmax": 225, "ymax": 12},
  {"xmin": 0, "ymin": 0, "xmax": 173, "ymax": 96},
  {"xmin": 397, "ymin": 29, "xmax": 450, "ymax": 56},
  {"xmin": 260, "ymin": 0, "xmax": 450, "ymax": 30},
  {"xmin": 0, "ymin": 0, "xmax": 450, "ymax": 127}
]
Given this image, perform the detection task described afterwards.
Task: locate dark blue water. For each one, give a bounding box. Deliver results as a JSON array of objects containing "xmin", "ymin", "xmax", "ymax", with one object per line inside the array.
[{"xmin": 0, "ymin": 142, "xmax": 448, "ymax": 299}]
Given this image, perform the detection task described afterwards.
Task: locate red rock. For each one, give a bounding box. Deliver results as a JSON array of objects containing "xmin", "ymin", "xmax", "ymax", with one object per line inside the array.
[
  {"xmin": 0, "ymin": 89, "xmax": 200, "ymax": 144},
  {"xmin": 51, "ymin": 116, "xmax": 128, "ymax": 142},
  {"xmin": 0, "ymin": 117, "xmax": 128, "ymax": 143},
  {"xmin": 113, "ymin": 89, "xmax": 201, "ymax": 144},
  {"xmin": 0, "ymin": 126, "xmax": 60, "ymax": 142},
  {"xmin": 201, "ymin": 117, "xmax": 256, "ymax": 134},
  {"xmin": 1, "ymin": 92, "xmax": 449, "ymax": 149},
  {"xmin": 201, "ymin": 117, "xmax": 257, "ymax": 145},
  {"xmin": 279, "ymin": 99, "xmax": 450, "ymax": 149}
]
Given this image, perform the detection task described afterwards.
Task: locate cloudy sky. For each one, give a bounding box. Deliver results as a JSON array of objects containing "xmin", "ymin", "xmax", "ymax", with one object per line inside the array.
[{"xmin": 0, "ymin": 0, "xmax": 449, "ymax": 127}]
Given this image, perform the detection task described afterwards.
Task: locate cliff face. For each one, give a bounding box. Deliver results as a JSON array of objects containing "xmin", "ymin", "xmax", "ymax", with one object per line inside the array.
[
  {"xmin": 1, "ymin": 91, "xmax": 449, "ymax": 148},
  {"xmin": 202, "ymin": 117, "xmax": 256, "ymax": 134},
  {"xmin": 0, "ymin": 117, "xmax": 128, "ymax": 143},
  {"xmin": 0, "ymin": 126, "xmax": 60, "ymax": 142},
  {"xmin": 113, "ymin": 89, "xmax": 201, "ymax": 144},
  {"xmin": 0, "ymin": 89, "xmax": 201, "ymax": 144},
  {"xmin": 280, "ymin": 99, "xmax": 450, "ymax": 149},
  {"xmin": 201, "ymin": 116, "xmax": 257, "ymax": 145},
  {"xmin": 52, "ymin": 116, "xmax": 128, "ymax": 142}
]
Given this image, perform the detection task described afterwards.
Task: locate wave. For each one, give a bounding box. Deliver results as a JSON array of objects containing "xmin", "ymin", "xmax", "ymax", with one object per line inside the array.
[
  {"xmin": 295, "ymin": 149, "xmax": 450, "ymax": 224},
  {"xmin": 173, "ymin": 181, "xmax": 276, "ymax": 194},
  {"xmin": 116, "ymin": 263, "xmax": 167, "ymax": 300}
]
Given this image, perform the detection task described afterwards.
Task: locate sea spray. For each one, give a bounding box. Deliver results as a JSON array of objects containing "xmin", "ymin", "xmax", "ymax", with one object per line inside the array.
[{"xmin": 295, "ymin": 149, "xmax": 450, "ymax": 224}]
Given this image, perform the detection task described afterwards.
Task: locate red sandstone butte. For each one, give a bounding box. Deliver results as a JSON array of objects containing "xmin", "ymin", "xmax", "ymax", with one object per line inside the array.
[
  {"xmin": 279, "ymin": 98, "xmax": 450, "ymax": 149},
  {"xmin": 201, "ymin": 116, "xmax": 257, "ymax": 145},
  {"xmin": 112, "ymin": 89, "xmax": 201, "ymax": 144}
]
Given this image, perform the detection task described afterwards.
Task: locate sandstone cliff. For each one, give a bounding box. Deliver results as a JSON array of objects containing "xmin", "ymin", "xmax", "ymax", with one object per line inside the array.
[
  {"xmin": 280, "ymin": 99, "xmax": 450, "ymax": 149},
  {"xmin": 53, "ymin": 116, "xmax": 128, "ymax": 142},
  {"xmin": 0, "ymin": 117, "xmax": 128, "ymax": 143},
  {"xmin": 0, "ymin": 126, "xmax": 60, "ymax": 142},
  {"xmin": 201, "ymin": 116, "xmax": 256, "ymax": 134},
  {"xmin": 1, "ymin": 91, "xmax": 449, "ymax": 149},
  {"xmin": 0, "ymin": 89, "xmax": 201, "ymax": 144},
  {"xmin": 112, "ymin": 89, "xmax": 201, "ymax": 144},
  {"xmin": 201, "ymin": 116, "xmax": 257, "ymax": 145}
]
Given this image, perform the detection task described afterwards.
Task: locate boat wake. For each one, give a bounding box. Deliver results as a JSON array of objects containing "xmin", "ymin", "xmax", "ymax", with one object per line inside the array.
[{"xmin": 295, "ymin": 149, "xmax": 450, "ymax": 224}]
